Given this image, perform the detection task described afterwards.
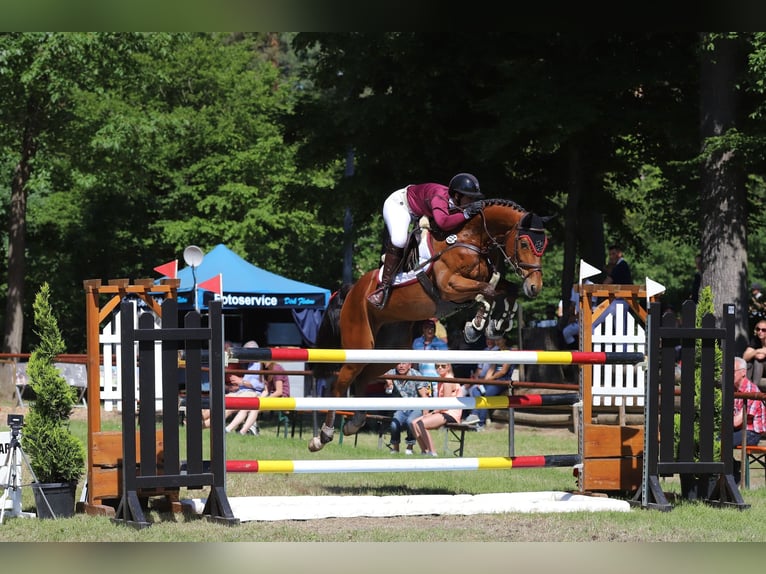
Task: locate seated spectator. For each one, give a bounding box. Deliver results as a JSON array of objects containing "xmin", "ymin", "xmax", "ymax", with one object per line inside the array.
[
  {"xmin": 463, "ymin": 334, "xmax": 515, "ymax": 430},
  {"xmin": 225, "ymin": 340, "xmax": 267, "ymax": 435},
  {"xmin": 732, "ymin": 356, "xmax": 766, "ymax": 484},
  {"xmin": 744, "ymin": 319, "xmax": 766, "ymax": 389},
  {"xmin": 411, "ymin": 363, "xmax": 464, "ymax": 456},
  {"xmin": 202, "ymin": 340, "xmax": 236, "ymax": 429},
  {"xmin": 263, "ymin": 361, "xmax": 290, "ymax": 398},
  {"xmin": 461, "ymin": 336, "xmax": 498, "ymax": 421},
  {"xmin": 535, "ymin": 304, "xmax": 559, "ymax": 328},
  {"xmin": 412, "ymin": 318, "xmax": 448, "ymax": 397},
  {"xmin": 561, "ymin": 281, "xmax": 593, "ymax": 350},
  {"xmin": 383, "ymin": 362, "xmax": 429, "ymax": 454}
]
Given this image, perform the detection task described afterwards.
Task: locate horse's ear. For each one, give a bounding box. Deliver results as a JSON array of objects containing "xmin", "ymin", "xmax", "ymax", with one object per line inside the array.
[{"xmin": 541, "ymin": 215, "xmax": 554, "ymax": 225}]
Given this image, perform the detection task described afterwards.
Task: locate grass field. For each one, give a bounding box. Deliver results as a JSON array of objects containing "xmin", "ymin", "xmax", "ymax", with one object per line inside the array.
[{"xmin": 1, "ymin": 407, "xmax": 766, "ymax": 543}]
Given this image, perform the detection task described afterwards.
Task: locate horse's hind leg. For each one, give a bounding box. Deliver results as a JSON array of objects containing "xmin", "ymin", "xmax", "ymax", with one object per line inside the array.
[{"xmin": 343, "ymin": 410, "xmax": 368, "ymax": 436}]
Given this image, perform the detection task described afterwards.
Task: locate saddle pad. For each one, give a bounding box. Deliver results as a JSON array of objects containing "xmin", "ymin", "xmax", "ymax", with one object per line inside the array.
[{"xmin": 376, "ymin": 232, "xmax": 434, "ymax": 287}]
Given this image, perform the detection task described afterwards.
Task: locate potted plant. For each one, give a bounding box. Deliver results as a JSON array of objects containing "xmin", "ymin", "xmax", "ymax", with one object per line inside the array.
[
  {"xmin": 22, "ymin": 282, "xmax": 86, "ymax": 518},
  {"xmin": 673, "ymin": 285, "xmax": 723, "ymax": 501}
]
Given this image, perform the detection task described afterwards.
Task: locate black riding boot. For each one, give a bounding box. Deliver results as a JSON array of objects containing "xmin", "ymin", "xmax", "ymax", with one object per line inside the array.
[{"xmin": 367, "ymin": 246, "xmax": 404, "ymax": 309}]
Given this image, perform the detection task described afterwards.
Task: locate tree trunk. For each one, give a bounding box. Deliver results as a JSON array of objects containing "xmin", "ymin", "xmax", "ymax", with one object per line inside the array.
[
  {"xmin": 2, "ymin": 107, "xmax": 38, "ymax": 404},
  {"xmin": 3, "ymin": 149, "xmax": 31, "ymax": 355},
  {"xmin": 561, "ymin": 142, "xmax": 582, "ymax": 321},
  {"xmin": 699, "ymin": 33, "xmax": 748, "ymax": 347}
]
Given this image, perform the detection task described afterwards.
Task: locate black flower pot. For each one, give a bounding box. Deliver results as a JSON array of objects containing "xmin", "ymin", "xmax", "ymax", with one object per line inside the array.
[{"xmin": 32, "ymin": 481, "xmax": 77, "ymax": 519}]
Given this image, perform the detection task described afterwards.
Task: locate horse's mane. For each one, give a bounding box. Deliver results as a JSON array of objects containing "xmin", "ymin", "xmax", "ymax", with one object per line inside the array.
[{"xmin": 473, "ymin": 197, "xmax": 526, "ymax": 213}]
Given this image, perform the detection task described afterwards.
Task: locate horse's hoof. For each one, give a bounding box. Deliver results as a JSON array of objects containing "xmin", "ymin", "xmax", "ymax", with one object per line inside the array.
[
  {"xmin": 343, "ymin": 412, "xmax": 367, "ymax": 436},
  {"xmin": 308, "ymin": 437, "xmax": 324, "ymax": 452},
  {"xmin": 463, "ymin": 321, "xmax": 482, "ymax": 343}
]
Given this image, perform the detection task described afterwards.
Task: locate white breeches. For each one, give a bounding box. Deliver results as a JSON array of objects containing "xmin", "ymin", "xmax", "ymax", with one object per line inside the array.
[{"xmin": 383, "ymin": 187, "xmax": 412, "ymax": 249}]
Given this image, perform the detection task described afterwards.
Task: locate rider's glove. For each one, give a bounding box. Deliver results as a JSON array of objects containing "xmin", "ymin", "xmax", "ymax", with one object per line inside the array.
[{"xmin": 463, "ymin": 205, "xmax": 481, "ymax": 219}]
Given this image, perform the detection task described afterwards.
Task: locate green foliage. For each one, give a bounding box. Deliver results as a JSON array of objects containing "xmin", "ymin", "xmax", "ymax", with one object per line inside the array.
[
  {"xmin": 22, "ymin": 283, "xmax": 86, "ymax": 484},
  {"xmin": 673, "ymin": 286, "xmax": 723, "ymax": 464},
  {"xmin": 5, "ymin": 32, "xmax": 766, "ymax": 354}
]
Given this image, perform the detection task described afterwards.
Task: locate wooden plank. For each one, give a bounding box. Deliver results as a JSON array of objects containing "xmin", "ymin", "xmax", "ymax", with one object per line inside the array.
[
  {"xmin": 583, "ymin": 458, "xmax": 643, "ymax": 492},
  {"xmin": 91, "ymin": 430, "xmax": 164, "ymax": 466},
  {"xmin": 88, "ymin": 466, "xmax": 122, "ymax": 501},
  {"xmin": 88, "ymin": 466, "xmax": 179, "ymax": 503},
  {"xmin": 582, "ymin": 423, "xmax": 644, "ymax": 458}
]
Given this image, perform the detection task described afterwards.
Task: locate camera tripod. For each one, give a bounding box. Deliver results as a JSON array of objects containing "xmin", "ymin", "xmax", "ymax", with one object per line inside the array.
[{"xmin": 0, "ymin": 423, "xmax": 50, "ymax": 523}]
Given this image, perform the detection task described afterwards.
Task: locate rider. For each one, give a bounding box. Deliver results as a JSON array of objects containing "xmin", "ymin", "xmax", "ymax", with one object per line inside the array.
[{"xmin": 367, "ymin": 173, "xmax": 485, "ymax": 309}]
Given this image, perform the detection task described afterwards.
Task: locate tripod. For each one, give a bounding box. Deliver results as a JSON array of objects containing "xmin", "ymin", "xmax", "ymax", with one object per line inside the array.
[{"xmin": 0, "ymin": 424, "xmax": 49, "ymax": 523}]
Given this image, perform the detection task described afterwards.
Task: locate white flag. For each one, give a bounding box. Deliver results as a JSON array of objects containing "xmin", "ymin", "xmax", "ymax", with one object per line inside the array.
[
  {"xmin": 579, "ymin": 260, "xmax": 601, "ymax": 284},
  {"xmin": 646, "ymin": 277, "xmax": 666, "ymax": 300}
]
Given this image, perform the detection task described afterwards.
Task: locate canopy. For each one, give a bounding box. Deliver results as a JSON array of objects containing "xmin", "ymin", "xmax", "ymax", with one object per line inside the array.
[
  {"xmin": 175, "ymin": 244, "xmax": 329, "ymax": 310},
  {"xmin": 170, "ymin": 244, "xmax": 330, "ymax": 346}
]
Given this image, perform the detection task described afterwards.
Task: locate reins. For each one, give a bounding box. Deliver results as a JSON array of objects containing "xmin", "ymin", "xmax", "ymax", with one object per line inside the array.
[
  {"xmin": 409, "ymin": 200, "xmax": 545, "ymax": 284},
  {"xmin": 477, "ymin": 210, "xmax": 543, "ymax": 281}
]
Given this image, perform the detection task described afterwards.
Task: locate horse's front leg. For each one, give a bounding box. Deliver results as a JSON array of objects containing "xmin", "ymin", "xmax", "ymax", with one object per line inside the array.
[
  {"xmin": 464, "ymin": 294, "xmax": 491, "ymax": 343},
  {"xmin": 485, "ymin": 296, "xmax": 519, "ymax": 338},
  {"xmin": 460, "ymin": 273, "xmax": 500, "ymax": 343},
  {"xmin": 443, "ymin": 271, "xmax": 498, "ymax": 302},
  {"xmin": 308, "ymin": 410, "xmax": 336, "ymax": 452}
]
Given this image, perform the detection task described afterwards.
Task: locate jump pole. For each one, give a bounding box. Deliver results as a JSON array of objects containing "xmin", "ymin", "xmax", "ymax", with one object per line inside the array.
[
  {"xmin": 232, "ymin": 347, "xmax": 645, "ymax": 365},
  {"xmin": 219, "ymin": 348, "xmax": 621, "ymax": 493},
  {"xmin": 224, "ymin": 393, "xmax": 580, "ymax": 411},
  {"xmin": 227, "ymin": 454, "xmax": 580, "ymax": 473}
]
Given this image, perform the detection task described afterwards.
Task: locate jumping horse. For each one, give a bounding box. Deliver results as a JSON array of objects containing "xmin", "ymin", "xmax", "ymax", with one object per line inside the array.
[{"xmin": 308, "ymin": 198, "xmax": 550, "ymax": 452}]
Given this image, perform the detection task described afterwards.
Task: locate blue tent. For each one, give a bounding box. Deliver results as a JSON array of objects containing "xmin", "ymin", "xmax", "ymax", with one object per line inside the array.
[{"xmin": 172, "ymin": 244, "xmax": 330, "ymax": 346}]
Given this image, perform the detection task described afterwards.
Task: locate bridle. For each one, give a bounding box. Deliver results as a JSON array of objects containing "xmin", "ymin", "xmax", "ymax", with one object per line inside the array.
[
  {"xmin": 411, "ymin": 204, "xmax": 546, "ymax": 283},
  {"xmin": 480, "ymin": 212, "xmax": 546, "ymax": 282}
]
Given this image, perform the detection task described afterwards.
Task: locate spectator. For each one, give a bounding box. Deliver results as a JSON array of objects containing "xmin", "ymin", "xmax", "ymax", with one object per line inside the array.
[
  {"xmin": 383, "ymin": 362, "xmax": 429, "ymax": 454},
  {"xmin": 224, "ymin": 340, "xmax": 267, "ymax": 435},
  {"xmin": 535, "ymin": 304, "xmax": 559, "ymax": 328},
  {"xmin": 463, "ymin": 335, "xmax": 516, "ymax": 430},
  {"xmin": 461, "ymin": 336, "xmax": 497, "ymax": 418},
  {"xmin": 732, "ymin": 356, "xmax": 766, "ymax": 484},
  {"xmin": 263, "ymin": 361, "xmax": 291, "ymax": 398},
  {"xmin": 202, "ymin": 340, "xmax": 235, "ymax": 429},
  {"xmin": 412, "ymin": 318, "xmax": 449, "ymax": 397},
  {"xmin": 411, "ymin": 363, "xmax": 464, "ymax": 456},
  {"xmin": 447, "ymin": 323, "xmax": 483, "ymax": 380},
  {"xmin": 367, "ymin": 173, "xmax": 484, "ymax": 309},
  {"xmin": 603, "ymin": 244, "xmax": 633, "ymax": 285},
  {"xmin": 749, "ymin": 282, "xmax": 766, "ymax": 331},
  {"xmin": 238, "ymin": 360, "xmax": 292, "ymax": 434},
  {"xmin": 744, "ymin": 319, "xmax": 766, "ymax": 389},
  {"xmin": 561, "ymin": 281, "xmax": 592, "ymax": 349}
]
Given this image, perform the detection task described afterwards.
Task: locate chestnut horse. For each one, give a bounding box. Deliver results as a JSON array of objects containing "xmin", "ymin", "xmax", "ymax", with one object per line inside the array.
[{"xmin": 308, "ymin": 198, "xmax": 550, "ymax": 452}]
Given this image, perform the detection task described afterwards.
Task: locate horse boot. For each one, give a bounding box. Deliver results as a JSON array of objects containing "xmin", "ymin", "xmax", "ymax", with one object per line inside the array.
[{"xmin": 367, "ymin": 245, "xmax": 404, "ymax": 309}]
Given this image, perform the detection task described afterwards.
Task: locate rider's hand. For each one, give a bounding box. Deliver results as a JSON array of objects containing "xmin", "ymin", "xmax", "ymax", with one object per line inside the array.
[{"xmin": 463, "ymin": 204, "xmax": 481, "ymax": 219}]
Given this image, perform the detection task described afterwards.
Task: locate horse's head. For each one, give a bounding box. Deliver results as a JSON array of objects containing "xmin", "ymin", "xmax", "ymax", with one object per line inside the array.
[
  {"xmin": 505, "ymin": 211, "xmax": 551, "ymax": 298},
  {"xmin": 463, "ymin": 199, "xmax": 550, "ymax": 299}
]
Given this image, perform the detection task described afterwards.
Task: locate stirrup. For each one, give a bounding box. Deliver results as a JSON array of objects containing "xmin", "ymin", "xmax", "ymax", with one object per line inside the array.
[{"xmin": 368, "ymin": 286, "xmax": 391, "ymax": 309}]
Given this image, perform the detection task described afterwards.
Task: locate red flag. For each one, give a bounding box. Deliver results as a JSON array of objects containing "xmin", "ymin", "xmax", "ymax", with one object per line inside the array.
[
  {"xmin": 198, "ymin": 274, "xmax": 223, "ymax": 295},
  {"xmin": 154, "ymin": 259, "xmax": 177, "ymax": 278}
]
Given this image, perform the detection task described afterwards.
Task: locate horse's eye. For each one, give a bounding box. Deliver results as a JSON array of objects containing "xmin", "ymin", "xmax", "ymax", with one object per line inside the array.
[{"xmin": 519, "ymin": 238, "xmax": 530, "ymax": 249}]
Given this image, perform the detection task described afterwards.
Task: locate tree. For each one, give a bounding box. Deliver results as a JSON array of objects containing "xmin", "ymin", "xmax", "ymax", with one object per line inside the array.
[
  {"xmin": 0, "ymin": 33, "xmax": 157, "ymax": 356},
  {"xmin": 23, "ymin": 282, "xmax": 86, "ymax": 487},
  {"xmin": 698, "ymin": 34, "xmax": 749, "ymax": 348}
]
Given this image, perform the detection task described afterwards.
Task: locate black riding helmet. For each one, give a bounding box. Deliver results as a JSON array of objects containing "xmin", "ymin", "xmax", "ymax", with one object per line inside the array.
[{"xmin": 448, "ymin": 173, "xmax": 484, "ymax": 200}]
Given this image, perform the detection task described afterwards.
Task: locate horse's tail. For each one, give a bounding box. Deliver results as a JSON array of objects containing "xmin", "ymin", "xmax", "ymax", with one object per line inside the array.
[{"xmin": 309, "ymin": 283, "xmax": 351, "ymax": 379}]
